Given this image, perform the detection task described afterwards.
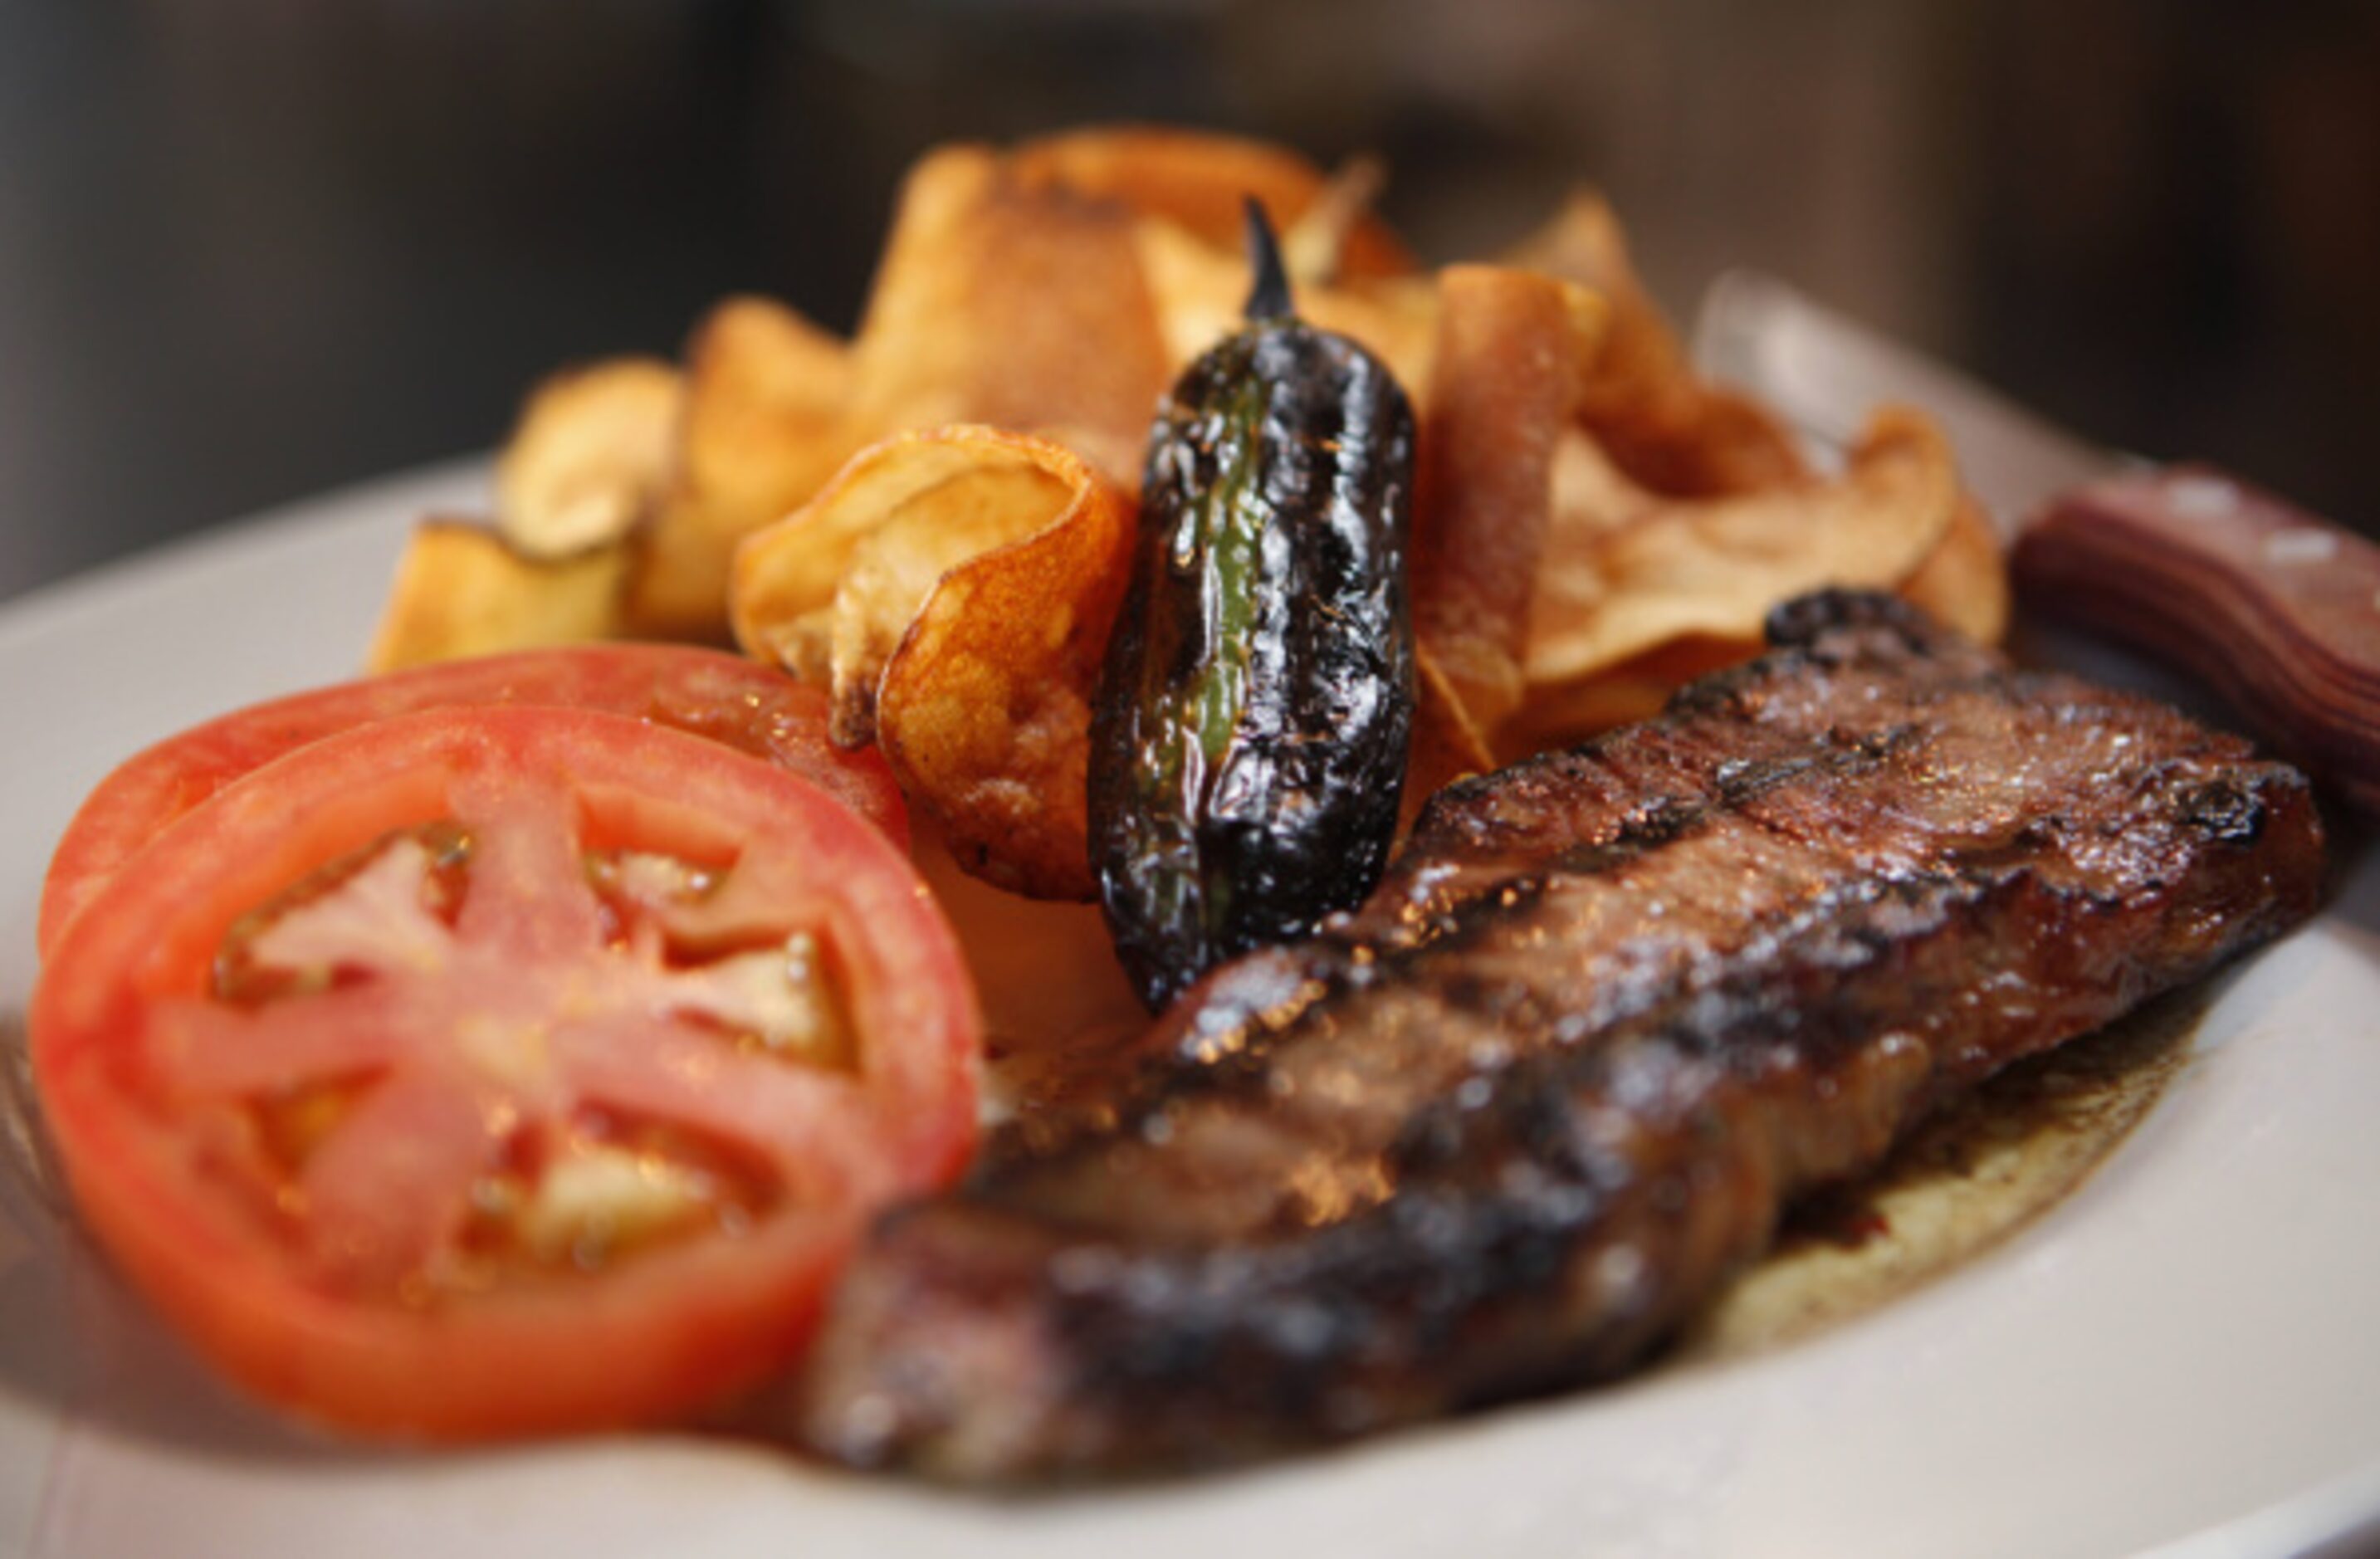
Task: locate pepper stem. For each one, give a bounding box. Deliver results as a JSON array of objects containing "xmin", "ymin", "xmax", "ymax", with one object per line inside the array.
[{"xmin": 1241, "ymin": 197, "xmax": 1294, "ymax": 320}]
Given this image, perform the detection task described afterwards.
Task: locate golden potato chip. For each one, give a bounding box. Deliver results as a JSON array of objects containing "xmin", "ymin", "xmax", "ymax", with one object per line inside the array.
[
  {"xmin": 1898, "ymin": 489, "xmax": 2011, "ymax": 645},
  {"xmin": 494, "ymin": 358, "xmax": 682, "ymax": 560},
  {"xmin": 1279, "ymin": 155, "xmax": 1389, "ymax": 284},
  {"xmin": 1412, "ymin": 266, "xmax": 1604, "ymax": 744},
  {"xmin": 1595, "ymin": 383, "xmax": 1811, "ymax": 500},
  {"xmin": 1406, "ymin": 643, "xmax": 1500, "ymax": 809},
  {"xmin": 1524, "ymin": 407, "xmax": 1962, "ymax": 686},
  {"xmin": 731, "ymin": 428, "xmax": 1072, "ymax": 740},
  {"xmin": 1507, "ymin": 190, "xmax": 1805, "ymax": 497},
  {"xmin": 1134, "ymin": 216, "xmax": 1439, "ymax": 390},
  {"xmin": 875, "ymin": 445, "xmax": 1136, "ymax": 901},
  {"xmin": 848, "ymin": 144, "xmax": 1171, "ymax": 452},
  {"xmin": 1023, "ymin": 423, "xmax": 1147, "ymax": 493},
  {"xmin": 1009, "ymin": 126, "xmax": 1415, "ymax": 280},
  {"xmin": 631, "ymin": 297, "xmax": 854, "ymax": 638},
  {"xmin": 1498, "ymin": 634, "xmax": 1757, "ymax": 759},
  {"xmin": 366, "ymin": 519, "xmax": 628, "ymax": 674}
]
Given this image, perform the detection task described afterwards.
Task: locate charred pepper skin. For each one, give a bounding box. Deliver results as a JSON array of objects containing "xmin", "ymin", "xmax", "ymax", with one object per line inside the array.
[{"xmin": 1090, "ymin": 202, "xmax": 1417, "ymax": 1012}]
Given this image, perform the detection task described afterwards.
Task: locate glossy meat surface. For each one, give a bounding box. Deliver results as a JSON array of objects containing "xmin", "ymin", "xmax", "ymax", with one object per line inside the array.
[{"xmin": 799, "ymin": 591, "xmax": 2325, "ymax": 1480}]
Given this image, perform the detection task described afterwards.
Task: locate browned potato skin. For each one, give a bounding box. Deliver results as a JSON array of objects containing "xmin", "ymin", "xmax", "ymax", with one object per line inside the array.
[
  {"xmin": 731, "ymin": 428, "xmax": 1135, "ymax": 900},
  {"xmin": 369, "ymin": 134, "xmax": 2016, "ymax": 888},
  {"xmin": 1525, "ymin": 408, "xmax": 1966, "ymax": 687},
  {"xmin": 1008, "ymin": 126, "xmax": 1416, "ymax": 281},
  {"xmin": 366, "ymin": 520, "xmax": 628, "ymax": 674},
  {"xmin": 1899, "ymin": 491, "xmax": 2012, "ymax": 647},
  {"xmin": 494, "ymin": 358, "xmax": 682, "ymax": 561},
  {"xmin": 628, "ymin": 298, "xmax": 853, "ymax": 640},
  {"xmin": 1411, "ymin": 267, "xmax": 1601, "ymax": 757},
  {"xmin": 877, "ymin": 457, "xmax": 1136, "ymax": 902},
  {"xmin": 1504, "ymin": 190, "xmax": 1806, "ymax": 499}
]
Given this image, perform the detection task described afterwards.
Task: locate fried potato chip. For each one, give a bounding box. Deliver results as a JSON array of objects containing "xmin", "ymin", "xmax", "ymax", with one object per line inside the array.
[
  {"xmin": 848, "ymin": 144, "xmax": 1171, "ymax": 452},
  {"xmin": 639, "ymin": 147, "xmax": 1178, "ymax": 641},
  {"xmin": 494, "ymin": 358, "xmax": 682, "ymax": 560},
  {"xmin": 1412, "ymin": 266, "xmax": 1604, "ymax": 751},
  {"xmin": 1407, "ymin": 643, "xmax": 1500, "ymax": 809},
  {"xmin": 732, "ymin": 428, "xmax": 1133, "ymax": 898},
  {"xmin": 1498, "ymin": 634, "xmax": 1757, "ymax": 760},
  {"xmin": 731, "ymin": 428, "xmax": 1055, "ymax": 736},
  {"xmin": 366, "ymin": 520, "xmax": 628, "ymax": 674},
  {"xmin": 1524, "ymin": 407, "xmax": 1962, "ymax": 686},
  {"xmin": 630, "ymin": 297, "xmax": 854, "ymax": 638},
  {"xmin": 1595, "ymin": 383, "xmax": 1811, "ymax": 500},
  {"xmin": 1279, "ymin": 155, "xmax": 1390, "ymax": 285},
  {"xmin": 1009, "ymin": 125, "xmax": 1415, "ymax": 281},
  {"xmin": 1134, "ymin": 216, "xmax": 1439, "ymax": 390},
  {"xmin": 1508, "ymin": 191, "xmax": 1805, "ymax": 497},
  {"xmin": 1898, "ymin": 489, "xmax": 2011, "ymax": 645},
  {"xmin": 1503, "ymin": 192, "xmax": 1691, "ymax": 413},
  {"xmin": 876, "ymin": 448, "xmax": 1135, "ymax": 901}
]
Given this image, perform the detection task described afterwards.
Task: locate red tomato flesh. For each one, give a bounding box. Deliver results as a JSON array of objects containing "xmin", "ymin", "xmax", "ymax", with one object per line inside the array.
[
  {"xmin": 32, "ymin": 705, "xmax": 978, "ymax": 1439},
  {"xmin": 37, "ymin": 644, "xmax": 903, "ymax": 960}
]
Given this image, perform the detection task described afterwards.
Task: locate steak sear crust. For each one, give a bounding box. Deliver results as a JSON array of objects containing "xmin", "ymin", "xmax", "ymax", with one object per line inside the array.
[{"xmin": 799, "ymin": 591, "xmax": 2325, "ymax": 1481}]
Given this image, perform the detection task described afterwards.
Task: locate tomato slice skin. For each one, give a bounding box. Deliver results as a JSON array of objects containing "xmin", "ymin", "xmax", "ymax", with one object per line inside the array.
[
  {"xmin": 32, "ymin": 705, "xmax": 978, "ymax": 1439},
  {"xmin": 38, "ymin": 644, "xmax": 903, "ymax": 960}
]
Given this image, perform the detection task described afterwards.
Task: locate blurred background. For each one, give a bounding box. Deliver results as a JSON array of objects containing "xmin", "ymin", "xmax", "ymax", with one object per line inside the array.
[{"xmin": 2, "ymin": 0, "xmax": 2375, "ymax": 603}]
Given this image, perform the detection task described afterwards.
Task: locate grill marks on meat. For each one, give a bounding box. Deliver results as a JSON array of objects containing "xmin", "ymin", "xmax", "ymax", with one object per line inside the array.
[{"xmin": 799, "ymin": 591, "xmax": 2324, "ymax": 1480}]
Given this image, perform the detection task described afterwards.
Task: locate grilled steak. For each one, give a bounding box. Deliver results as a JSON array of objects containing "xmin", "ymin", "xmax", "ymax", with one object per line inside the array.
[{"xmin": 799, "ymin": 591, "xmax": 2325, "ymax": 1480}]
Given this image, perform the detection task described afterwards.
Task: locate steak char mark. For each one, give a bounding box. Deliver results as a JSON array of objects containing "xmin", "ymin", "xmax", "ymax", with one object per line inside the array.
[{"xmin": 799, "ymin": 591, "xmax": 2325, "ymax": 1480}]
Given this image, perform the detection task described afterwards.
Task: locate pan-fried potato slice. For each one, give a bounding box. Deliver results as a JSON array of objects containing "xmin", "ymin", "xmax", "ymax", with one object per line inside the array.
[
  {"xmin": 848, "ymin": 144, "xmax": 1172, "ymax": 452},
  {"xmin": 733, "ymin": 428, "xmax": 1134, "ymax": 898},
  {"xmin": 1504, "ymin": 191, "xmax": 1695, "ymax": 421},
  {"xmin": 1898, "ymin": 489, "xmax": 2011, "ymax": 645},
  {"xmin": 365, "ymin": 519, "xmax": 628, "ymax": 674},
  {"xmin": 1406, "ymin": 643, "xmax": 1501, "ymax": 810},
  {"xmin": 1279, "ymin": 155, "xmax": 1389, "ymax": 285},
  {"xmin": 493, "ymin": 359, "xmax": 682, "ymax": 560},
  {"xmin": 876, "ymin": 448, "xmax": 1135, "ymax": 901},
  {"xmin": 1009, "ymin": 126, "xmax": 1415, "ymax": 281},
  {"xmin": 1525, "ymin": 407, "xmax": 1962, "ymax": 686},
  {"xmin": 1134, "ymin": 217, "xmax": 1438, "ymax": 390},
  {"xmin": 1594, "ymin": 383, "xmax": 1811, "ymax": 501},
  {"xmin": 641, "ymin": 145, "xmax": 1177, "ymax": 641},
  {"xmin": 1499, "ymin": 634, "xmax": 1757, "ymax": 760},
  {"xmin": 1508, "ymin": 191, "xmax": 1805, "ymax": 497},
  {"xmin": 1413, "ymin": 266, "xmax": 1604, "ymax": 749},
  {"xmin": 731, "ymin": 428, "xmax": 1050, "ymax": 739},
  {"xmin": 629, "ymin": 297, "xmax": 855, "ymax": 639},
  {"xmin": 1021, "ymin": 423, "xmax": 1146, "ymax": 493},
  {"xmin": 1504, "ymin": 456, "xmax": 2004, "ymax": 758}
]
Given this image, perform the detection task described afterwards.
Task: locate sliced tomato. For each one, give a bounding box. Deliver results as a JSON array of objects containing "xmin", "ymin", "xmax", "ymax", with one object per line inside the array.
[
  {"xmin": 37, "ymin": 644, "xmax": 902, "ymax": 959},
  {"xmin": 32, "ymin": 706, "xmax": 978, "ymax": 1439}
]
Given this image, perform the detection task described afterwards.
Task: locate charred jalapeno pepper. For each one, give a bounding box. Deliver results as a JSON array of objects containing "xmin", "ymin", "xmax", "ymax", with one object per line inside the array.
[{"xmin": 1089, "ymin": 199, "xmax": 1416, "ymax": 1010}]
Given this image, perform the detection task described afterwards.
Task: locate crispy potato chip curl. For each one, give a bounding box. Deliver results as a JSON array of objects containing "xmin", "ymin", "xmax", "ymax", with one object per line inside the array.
[
  {"xmin": 1135, "ymin": 217, "xmax": 1439, "ymax": 392},
  {"xmin": 731, "ymin": 428, "xmax": 1135, "ymax": 898},
  {"xmin": 367, "ymin": 520, "xmax": 628, "ymax": 674},
  {"xmin": 848, "ymin": 144, "xmax": 1171, "ymax": 457},
  {"xmin": 1899, "ymin": 490, "xmax": 2011, "ymax": 646},
  {"xmin": 877, "ymin": 462, "xmax": 1136, "ymax": 902},
  {"xmin": 1411, "ymin": 266, "xmax": 1604, "ymax": 771},
  {"xmin": 1524, "ymin": 407, "xmax": 1964, "ymax": 689},
  {"xmin": 494, "ymin": 358, "xmax": 682, "ymax": 560},
  {"xmin": 631, "ymin": 297, "xmax": 853, "ymax": 638},
  {"xmin": 1508, "ymin": 191, "xmax": 1805, "ymax": 498},
  {"xmin": 1498, "ymin": 635, "xmax": 1755, "ymax": 761},
  {"xmin": 1009, "ymin": 125, "xmax": 1415, "ymax": 281}
]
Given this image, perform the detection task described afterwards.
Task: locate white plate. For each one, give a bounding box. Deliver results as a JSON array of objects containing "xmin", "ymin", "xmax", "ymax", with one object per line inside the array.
[{"xmin": 2, "ymin": 463, "xmax": 2378, "ymax": 1559}]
